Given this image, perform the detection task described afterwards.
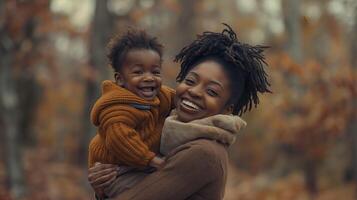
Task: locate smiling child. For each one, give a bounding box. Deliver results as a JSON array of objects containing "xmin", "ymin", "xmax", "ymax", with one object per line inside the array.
[{"xmin": 88, "ymin": 29, "xmax": 175, "ymax": 169}]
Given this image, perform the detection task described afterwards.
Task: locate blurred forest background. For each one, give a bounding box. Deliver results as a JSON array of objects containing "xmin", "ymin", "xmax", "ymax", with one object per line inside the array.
[{"xmin": 0, "ymin": 0, "xmax": 356, "ymax": 199}]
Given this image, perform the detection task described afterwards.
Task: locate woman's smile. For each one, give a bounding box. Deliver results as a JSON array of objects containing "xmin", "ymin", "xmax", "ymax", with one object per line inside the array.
[{"xmin": 179, "ymin": 99, "xmax": 202, "ymax": 113}]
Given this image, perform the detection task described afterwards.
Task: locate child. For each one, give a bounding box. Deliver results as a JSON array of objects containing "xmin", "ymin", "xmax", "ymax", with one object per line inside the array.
[{"xmin": 88, "ymin": 29, "xmax": 175, "ymax": 170}]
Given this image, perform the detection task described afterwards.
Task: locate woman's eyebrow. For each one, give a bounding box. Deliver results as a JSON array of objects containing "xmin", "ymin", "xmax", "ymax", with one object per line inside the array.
[
  {"xmin": 188, "ymin": 71, "xmax": 199, "ymax": 78},
  {"xmin": 190, "ymin": 71, "xmax": 224, "ymax": 89},
  {"xmin": 209, "ymin": 80, "xmax": 224, "ymax": 89}
]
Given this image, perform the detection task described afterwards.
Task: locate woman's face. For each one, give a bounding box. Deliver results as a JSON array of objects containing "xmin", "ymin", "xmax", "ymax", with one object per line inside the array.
[{"xmin": 175, "ymin": 60, "xmax": 233, "ymax": 122}]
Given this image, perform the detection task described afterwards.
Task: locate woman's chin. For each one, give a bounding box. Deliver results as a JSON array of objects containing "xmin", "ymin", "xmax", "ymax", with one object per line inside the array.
[
  {"xmin": 176, "ymin": 111, "xmax": 203, "ymax": 123},
  {"xmin": 176, "ymin": 112, "xmax": 193, "ymax": 123},
  {"xmin": 176, "ymin": 115, "xmax": 190, "ymax": 123}
]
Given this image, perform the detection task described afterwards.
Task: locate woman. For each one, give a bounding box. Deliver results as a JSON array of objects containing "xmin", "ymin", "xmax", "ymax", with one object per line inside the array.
[{"xmin": 88, "ymin": 24, "xmax": 271, "ymax": 200}]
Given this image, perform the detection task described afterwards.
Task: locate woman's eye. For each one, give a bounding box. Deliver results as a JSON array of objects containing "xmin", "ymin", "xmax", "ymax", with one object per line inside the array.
[
  {"xmin": 184, "ymin": 79, "xmax": 195, "ymax": 85},
  {"xmin": 207, "ymin": 89, "xmax": 218, "ymax": 97}
]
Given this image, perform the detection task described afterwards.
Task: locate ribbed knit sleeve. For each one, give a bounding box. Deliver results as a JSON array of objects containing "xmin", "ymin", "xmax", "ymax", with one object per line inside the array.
[
  {"xmin": 98, "ymin": 105, "xmax": 156, "ymax": 167},
  {"xmin": 106, "ymin": 123, "xmax": 156, "ymax": 167}
]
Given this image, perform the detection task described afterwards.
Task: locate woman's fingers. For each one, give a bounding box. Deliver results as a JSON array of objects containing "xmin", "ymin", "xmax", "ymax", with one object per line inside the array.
[
  {"xmin": 88, "ymin": 168, "xmax": 114, "ymax": 183},
  {"xmin": 89, "ymin": 171, "xmax": 117, "ymax": 187},
  {"xmin": 91, "ymin": 167, "xmax": 117, "ymax": 177},
  {"xmin": 88, "ymin": 162, "xmax": 118, "ymax": 184},
  {"xmin": 96, "ymin": 173, "xmax": 117, "ymax": 188},
  {"xmin": 89, "ymin": 162, "xmax": 117, "ymax": 173}
]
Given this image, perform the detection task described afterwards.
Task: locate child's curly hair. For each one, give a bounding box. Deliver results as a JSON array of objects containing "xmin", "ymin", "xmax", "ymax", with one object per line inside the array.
[
  {"xmin": 107, "ymin": 28, "xmax": 163, "ymax": 72},
  {"xmin": 175, "ymin": 23, "xmax": 271, "ymax": 116}
]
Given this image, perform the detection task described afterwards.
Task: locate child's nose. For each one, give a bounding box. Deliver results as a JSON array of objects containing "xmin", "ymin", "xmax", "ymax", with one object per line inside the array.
[{"xmin": 143, "ymin": 73, "xmax": 154, "ymax": 81}]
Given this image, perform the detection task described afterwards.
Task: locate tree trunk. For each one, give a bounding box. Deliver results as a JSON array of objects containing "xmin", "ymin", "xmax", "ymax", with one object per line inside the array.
[
  {"xmin": 17, "ymin": 72, "xmax": 41, "ymax": 147},
  {"xmin": 17, "ymin": 17, "xmax": 42, "ymax": 148},
  {"xmin": 283, "ymin": 0, "xmax": 319, "ymax": 196},
  {"xmin": 347, "ymin": 5, "xmax": 357, "ymax": 196},
  {"xmin": 283, "ymin": 0, "xmax": 302, "ymax": 63},
  {"xmin": 0, "ymin": 33, "xmax": 26, "ymax": 200},
  {"xmin": 303, "ymin": 159, "xmax": 318, "ymax": 197},
  {"xmin": 175, "ymin": 0, "xmax": 197, "ymax": 51},
  {"xmin": 78, "ymin": 0, "xmax": 114, "ymax": 166}
]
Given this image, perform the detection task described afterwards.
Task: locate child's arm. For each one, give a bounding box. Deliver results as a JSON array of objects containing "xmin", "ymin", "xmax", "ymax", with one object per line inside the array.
[
  {"xmin": 96, "ymin": 105, "xmax": 160, "ymax": 168},
  {"xmin": 104, "ymin": 122, "xmax": 156, "ymax": 167}
]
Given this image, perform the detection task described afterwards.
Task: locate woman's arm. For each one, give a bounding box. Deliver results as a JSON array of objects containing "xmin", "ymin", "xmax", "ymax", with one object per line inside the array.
[
  {"xmin": 115, "ymin": 139, "xmax": 228, "ymax": 200},
  {"xmin": 88, "ymin": 163, "xmax": 118, "ymax": 198},
  {"xmin": 149, "ymin": 156, "xmax": 165, "ymax": 169}
]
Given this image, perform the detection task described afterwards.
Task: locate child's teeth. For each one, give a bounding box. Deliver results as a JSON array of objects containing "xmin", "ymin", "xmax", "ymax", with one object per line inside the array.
[
  {"xmin": 142, "ymin": 88, "xmax": 152, "ymax": 92},
  {"xmin": 142, "ymin": 87, "xmax": 155, "ymax": 91}
]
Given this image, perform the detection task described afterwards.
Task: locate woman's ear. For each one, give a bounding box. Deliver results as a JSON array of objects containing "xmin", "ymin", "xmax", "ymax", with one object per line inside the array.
[
  {"xmin": 114, "ymin": 72, "xmax": 124, "ymax": 86},
  {"xmin": 223, "ymin": 104, "xmax": 234, "ymax": 115}
]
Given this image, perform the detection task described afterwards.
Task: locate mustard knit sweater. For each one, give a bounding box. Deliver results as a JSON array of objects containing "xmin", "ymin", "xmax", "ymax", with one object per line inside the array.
[{"xmin": 88, "ymin": 81, "xmax": 175, "ymax": 168}]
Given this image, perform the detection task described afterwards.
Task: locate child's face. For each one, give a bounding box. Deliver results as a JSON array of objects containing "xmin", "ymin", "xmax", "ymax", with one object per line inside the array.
[
  {"xmin": 175, "ymin": 60, "xmax": 233, "ymax": 122},
  {"xmin": 115, "ymin": 49, "xmax": 162, "ymax": 100}
]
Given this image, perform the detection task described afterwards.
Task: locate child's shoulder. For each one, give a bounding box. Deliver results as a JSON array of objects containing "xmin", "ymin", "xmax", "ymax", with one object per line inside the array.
[
  {"xmin": 101, "ymin": 80, "xmax": 120, "ymax": 93},
  {"xmin": 160, "ymin": 85, "xmax": 175, "ymax": 97},
  {"xmin": 91, "ymin": 80, "xmax": 136, "ymax": 115},
  {"xmin": 158, "ymin": 85, "xmax": 176, "ymax": 114}
]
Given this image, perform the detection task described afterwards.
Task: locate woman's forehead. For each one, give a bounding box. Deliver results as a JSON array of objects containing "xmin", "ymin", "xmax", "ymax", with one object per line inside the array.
[{"xmin": 188, "ymin": 61, "xmax": 231, "ymax": 87}]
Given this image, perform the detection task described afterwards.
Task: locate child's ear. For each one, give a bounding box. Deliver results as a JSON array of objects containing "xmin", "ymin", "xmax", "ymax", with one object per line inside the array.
[
  {"xmin": 223, "ymin": 104, "xmax": 234, "ymax": 115},
  {"xmin": 114, "ymin": 72, "xmax": 124, "ymax": 86}
]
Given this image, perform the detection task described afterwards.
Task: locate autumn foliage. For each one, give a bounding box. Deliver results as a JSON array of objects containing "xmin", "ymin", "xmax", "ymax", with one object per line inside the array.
[{"xmin": 1, "ymin": 0, "xmax": 356, "ymax": 199}]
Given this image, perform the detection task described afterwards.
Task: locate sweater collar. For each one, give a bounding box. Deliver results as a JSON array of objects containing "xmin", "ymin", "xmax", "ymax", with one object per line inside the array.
[
  {"xmin": 90, "ymin": 80, "xmax": 161, "ymax": 126},
  {"xmin": 160, "ymin": 111, "xmax": 247, "ymax": 155}
]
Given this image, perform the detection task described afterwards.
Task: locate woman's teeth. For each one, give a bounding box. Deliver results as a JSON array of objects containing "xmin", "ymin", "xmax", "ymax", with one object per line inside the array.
[{"xmin": 182, "ymin": 100, "xmax": 200, "ymax": 110}]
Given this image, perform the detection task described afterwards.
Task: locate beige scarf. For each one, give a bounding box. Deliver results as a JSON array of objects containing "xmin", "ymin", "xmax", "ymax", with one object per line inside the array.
[{"xmin": 160, "ymin": 112, "xmax": 247, "ymax": 155}]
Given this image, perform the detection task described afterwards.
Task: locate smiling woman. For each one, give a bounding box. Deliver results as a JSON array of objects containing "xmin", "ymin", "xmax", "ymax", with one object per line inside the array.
[{"xmin": 88, "ymin": 24, "xmax": 271, "ymax": 200}]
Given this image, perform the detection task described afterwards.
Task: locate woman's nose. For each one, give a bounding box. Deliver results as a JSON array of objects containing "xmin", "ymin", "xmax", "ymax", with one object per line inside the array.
[{"xmin": 187, "ymin": 85, "xmax": 203, "ymax": 98}]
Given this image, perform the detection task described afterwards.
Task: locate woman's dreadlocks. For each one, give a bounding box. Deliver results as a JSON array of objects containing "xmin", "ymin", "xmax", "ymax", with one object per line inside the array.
[{"xmin": 175, "ymin": 23, "xmax": 271, "ymax": 116}]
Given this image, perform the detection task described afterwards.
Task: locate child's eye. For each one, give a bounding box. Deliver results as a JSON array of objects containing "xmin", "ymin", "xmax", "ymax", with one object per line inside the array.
[
  {"xmin": 153, "ymin": 69, "xmax": 161, "ymax": 75},
  {"xmin": 207, "ymin": 89, "xmax": 218, "ymax": 97},
  {"xmin": 133, "ymin": 70, "xmax": 143, "ymax": 74}
]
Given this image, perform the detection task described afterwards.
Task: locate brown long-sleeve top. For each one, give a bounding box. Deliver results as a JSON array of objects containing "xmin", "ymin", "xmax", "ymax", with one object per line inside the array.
[{"xmin": 88, "ymin": 80, "xmax": 175, "ymax": 168}]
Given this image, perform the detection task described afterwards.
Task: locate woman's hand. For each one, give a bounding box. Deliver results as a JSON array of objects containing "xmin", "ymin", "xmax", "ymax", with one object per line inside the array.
[
  {"xmin": 149, "ymin": 156, "xmax": 165, "ymax": 169},
  {"xmin": 88, "ymin": 162, "xmax": 118, "ymax": 198}
]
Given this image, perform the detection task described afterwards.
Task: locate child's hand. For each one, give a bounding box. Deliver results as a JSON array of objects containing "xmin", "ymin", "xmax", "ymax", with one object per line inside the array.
[
  {"xmin": 149, "ymin": 156, "xmax": 165, "ymax": 169},
  {"xmin": 88, "ymin": 162, "xmax": 118, "ymax": 198}
]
